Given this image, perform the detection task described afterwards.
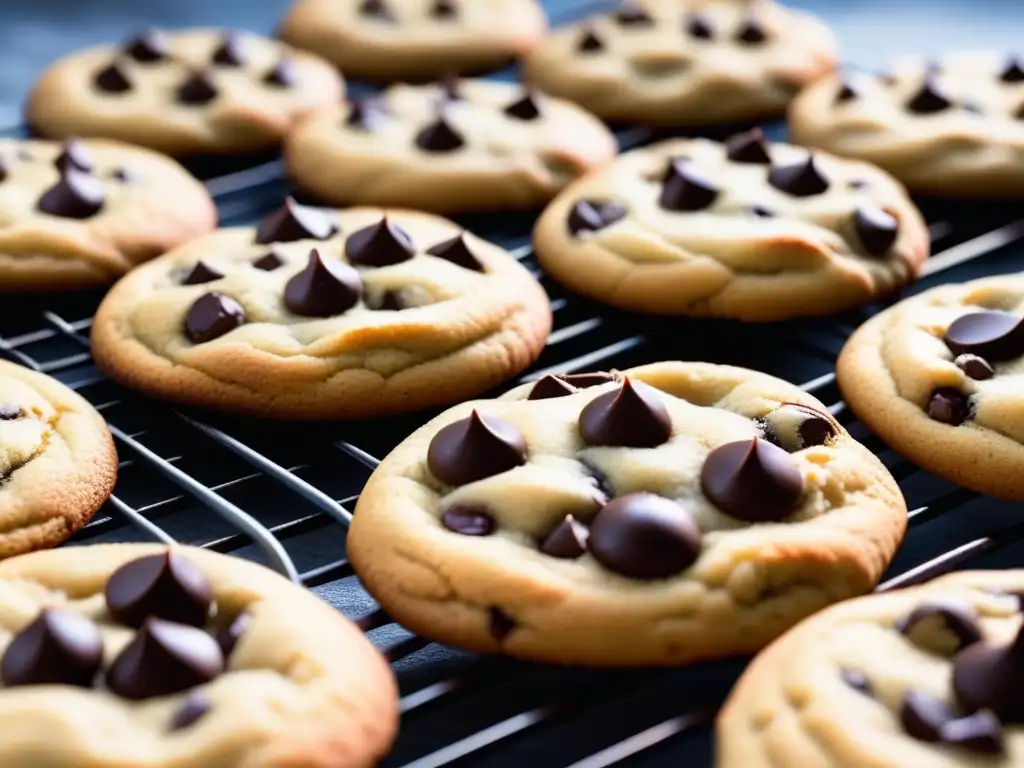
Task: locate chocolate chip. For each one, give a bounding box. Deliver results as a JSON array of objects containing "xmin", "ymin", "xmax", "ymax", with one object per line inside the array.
[
  {"xmin": 0, "ymin": 156, "xmax": 9, "ymax": 183},
  {"xmin": 939, "ymin": 710, "xmax": 1005, "ymax": 754},
  {"xmin": 749, "ymin": 205, "xmax": 774, "ymax": 218},
  {"xmin": 700, "ymin": 437, "xmax": 804, "ymax": 522},
  {"xmin": 211, "ymin": 32, "xmax": 246, "ymax": 66},
  {"xmin": 955, "ymin": 354, "xmax": 995, "ymax": 381},
  {"xmin": 177, "ymin": 70, "xmax": 218, "ymax": 105},
  {"xmin": 415, "ymin": 116, "xmax": 465, "ymax": 153},
  {"xmin": 359, "ymin": 0, "xmax": 395, "ymax": 21},
  {"xmin": 486, "ymin": 607, "xmax": 516, "ymax": 642},
  {"xmin": 953, "ymin": 623, "xmax": 1024, "ymax": 722},
  {"xmin": 431, "ymin": 0, "xmax": 457, "ymax": 19},
  {"xmin": 768, "ymin": 156, "xmax": 830, "ymax": 197},
  {"xmin": 376, "ymin": 290, "xmax": 408, "ymax": 311},
  {"xmin": 346, "ymin": 98, "xmax": 387, "ymax": 131},
  {"xmin": 123, "ymin": 29, "xmax": 170, "ymax": 62},
  {"xmin": 1000, "ymin": 56, "xmax": 1024, "ymax": 83},
  {"xmin": 614, "ymin": 1, "xmax": 654, "ymax": 26},
  {"xmin": 285, "ymin": 249, "xmax": 362, "ymax": 317},
  {"xmin": 659, "ymin": 161, "xmax": 719, "ymax": 211},
  {"xmin": 567, "ymin": 200, "xmax": 626, "ymax": 235},
  {"xmin": 735, "ymin": 16, "xmax": 767, "ymax": 44},
  {"xmin": 834, "ymin": 81, "xmax": 858, "ymax": 104},
  {"xmin": 841, "ymin": 668, "xmax": 873, "ymax": 696},
  {"xmin": 504, "ymin": 91, "xmax": 541, "ymax": 121},
  {"xmin": 183, "ymin": 293, "xmax": 246, "ymax": 344},
  {"xmin": 111, "ymin": 167, "xmax": 134, "ymax": 183},
  {"xmin": 528, "ymin": 375, "xmax": 579, "ymax": 400},
  {"xmin": 854, "ymin": 206, "xmax": 899, "ymax": 256},
  {"xmin": 685, "ymin": 13, "xmax": 713, "ymax": 39},
  {"xmin": 216, "ymin": 613, "xmax": 251, "ymax": 658},
  {"xmin": 441, "ymin": 506, "xmax": 496, "ymax": 535},
  {"xmin": 0, "ymin": 609, "xmax": 103, "ymax": 688},
  {"xmin": 896, "ymin": 600, "xmax": 983, "ymax": 655},
  {"xmin": 589, "ymin": 493, "xmax": 701, "ymax": 580},
  {"xmin": 927, "ymin": 388, "xmax": 970, "ymax": 425},
  {"xmin": 0, "ymin": 403, "xmax": 22, "ymax": 420},
  {"xmin": 263, "ymin": 59, "xmax": 297, "ymax": 88},
  {"xmin": 563, "ymin": 372, "xmax": 619, "ymax": 388},
  {"xmin": 94, "ymin": 62, "xmax": 132, "ymax": 93},
  {"xmin": 578, "ymin": 378, "xmax": 672, "ymax": 448},
  {"xmin": 761, "ymin": 403, "xmax": 840, "ymax": 452},
  {"xmin": 105, "ymin": 551, "xmax": 213, "ymax": 628},
  {"xmin": 426, "ymin": 234, "xmax": 484, "ymax": 271},
  {"xmin": 36, "ymin": 170, "xmax": 104, "ymax": 219},
  {"xmin": 900, "ymin": 689, "xmax": 954, "ymax": 742},
  {"xmin": 436, "ymin": 73, "xmax": 462, "ymax": 102},
  {"xmin": 725, "ymin": 128, "xmax": 771, "ymax": 164},
  {"xmin": 256, "ymin": 197, "xmax": 337, "ymax": 244},
  {"xmin": 540, "ymin": 514, "xmax": 589, "ymax": 558},
  {"xmin": 182, "ymin": 261, "xmax": 224, "ymax": 286},
  {"xmin": 107, "ymin": 618, "xmax": 224, "ymax": 700},
  {"xmin": 906, "ymin": 76, "xmax": 953, "ymax": 114},
  {"xmin": 848, "ymin": 179, "xmax": 870, "ymax": 190},
  {"xmin": 54, "ymin": 139, "xmax": 94, "ymax": 174},
  {"xmin": 576, "ymin": 26, "xmax": 605, "ymax": 53},
  {"xmin": 345, "ymin": 218, "xmax": 416, "ymax": 267},
  {"xmin": 428, "ymin": 410, "xmax": 527, "ymax": 486},
  {"xmin": 253, "ymin": 251, "xmax": 285, "ymax": 271},
  {"xmin": 170, "ymin": 691, "xmax": 211, "ymax": 731},
  {"xmin": 945, "ymin": 311, "xmax": 1024, "ymax": 362}
]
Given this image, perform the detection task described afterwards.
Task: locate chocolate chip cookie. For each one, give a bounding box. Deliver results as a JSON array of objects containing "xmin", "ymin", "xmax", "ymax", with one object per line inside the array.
[
  {"xmin": 27, "ymin": 28, "xmax": 344, "ymax": 155},
  {"xmin": 0, "ymin": 359, "xmax": 116, "ymax": 558},
  {"xmin": 533, "ymin": 133, "xmax": 930, "ymax": 321},
  {"xmin": 0, "ymin": 544, "xmax": 397, "ymax": 767},
  {"xmin": 277, "ymin": 0, "xmax": 547, "ymax": 82},
  {"xmin": 718, "ymin": 570, "xmax": 1024, "ymax": 768},
  {"xmin": 0, "ymin": 138, "xmax": 216, "ymax": 290},
  {"xmin": 348, "ymin": 361, "xmax": 907, "ymax": 666},
  {"xmin": 284, "ymin": 78, "xmax": 617, "ymax": 213},
  {"xmin": 838, "ymin": 274, "xmax": 1024, "ymax": 500},
  {"xmin": 90, "ymin": 199, "xmax": 551, "ymax": 419},
  {"xmin": 521, "ymin": 0, "xmax": 836, "ymax": 126},
  {"xmin": 790, "ymin": 52, "xmax": 1024, "ymax": 197}
]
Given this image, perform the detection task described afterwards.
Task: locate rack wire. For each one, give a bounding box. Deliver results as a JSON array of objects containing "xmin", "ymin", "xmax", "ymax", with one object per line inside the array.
[{"xmin": 4, "ymin": 0, "xmax": 1024, "ymax": 764}]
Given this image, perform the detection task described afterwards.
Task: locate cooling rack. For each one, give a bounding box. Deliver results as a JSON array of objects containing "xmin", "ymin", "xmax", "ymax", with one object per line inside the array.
[{"xmin": 4, "ymin": 0, "xmax": 1024, "ymax": 765}]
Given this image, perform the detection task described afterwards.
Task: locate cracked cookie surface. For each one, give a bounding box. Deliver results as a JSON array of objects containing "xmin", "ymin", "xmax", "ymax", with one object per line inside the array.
[
  {"xmin": 718, "ymin": 570, "xmax": 1024, "ymax": 768},
  {"xmin": 0, "ymin": 138, "xmax": 215, "ymax": 290},
  {"xmin": 284, "ymin": 78, "xmax": 618, "ymax": 214},
  {"xmin": 533, "ymin": 134, "xmax": 929, "ymax": 320},
  {"xmin": 521, "ymin": 0, "xmax": 836, "ymax": 126},
  {"xmin": 90, "ymin": 200, "xmax": 551, "ymax": 419},
  {"xmin": 27, "ymin": 28, "xmax": 344, "ymax": 155},
  {"xmin": 348, "ymin": 361, "xmax": 906, "ymax": 666},
  {"xmin": 790, "ymin": 52, "xmax": 1024, "ymax": 197},
  {"xmin": 0, "ymin": 544, "xmax": 397, "ymax": 767},
  {"xmin": 0, "ymin": 359, "xmax": 116, "ymax": 558},
  {"xmin": 838, "ymin": 274, "xmax": 1024, "ymax": 501}
]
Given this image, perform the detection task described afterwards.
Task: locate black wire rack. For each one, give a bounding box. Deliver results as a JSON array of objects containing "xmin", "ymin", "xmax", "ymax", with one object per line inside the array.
[{"xmin": 5, "ymin": 1, "xmax": 1024, "ymax": 765}]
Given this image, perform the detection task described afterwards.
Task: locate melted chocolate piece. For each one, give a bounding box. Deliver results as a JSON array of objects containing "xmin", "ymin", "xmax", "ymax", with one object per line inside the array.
[
  {"xmin": 576, "ymin": 26, "xmax": 605, "ymax": 53},
  {"xmin": 1000, "ymin": 56, "xmax": 1024, "ymax": 83},
  {"xmin": 749, "ymin": 205, "xmax": 774, "ymax": 218},
  {"xmin": 900, "ymin": 689, "xmax": 954, "ymax": 742},
  {"xmin": 955, "ymin": 354, "xmax": 995, "ymax": 381},
  {"xmin": 111, "ymin": 167, "xmax": 134, "ymax": 183},
  {"xmin": 437, "ymin": 73, "xmax": 462, "ymax": 102},
  {"xmin": 896, "ymin": 600, "xmax": 983, "ymax": 654},
  {"xmin": 285, "ymin": 249, "xmax": 362, "ymax": 317},
  {"xmin": 614, "ymin": 1, "xmax": 654, "ymax": 26},
  {"xmin": 953, "ymin": 622, "xmax": 1024, "ymax": 722},
  {"xmin": 659, "ymin": 161, "xmax": 719, "ymax": 211},
  {"xmin": 0, "ymin": 609, "xmax": 103, "ymax": 687},
  {"xmin": 252, "ymin": 251, "xmax": 285, "ymax": 271},
  {"xmin": 216, "ymin": 613, "xmax": 251, "ymax": 658},
  {"xmin": 170, "ymin": 691, "xmax": 211, "ymax": 731},
  {"xmin": 489, "ymin": 607, "xmax": 516, "ymax": 641},
  {"xmin": 428, "ymin": 410, "xmax": 527, "ymax": 486},
  {"xmin": 768, "ymin": 156, "xmax": 830, "ymax": 197},
  {"xmin": 263, "ymin": 60, "xmax": 297, "ymax": 88},
  {"xmin": 841, "ymin": 669, "xmax": 873, "ymax": 696},
  {"xmin": 106, "ymin": 618, "xmax": 224, "ymax": 700},
  {"xmin": 211, "ymin": 32, "xmax": 246, "ymax": 66},
  {"xmin": 700, "ymin": 437, "xmax": 804, "ymax": 522},
  {"xmin": 589, "ymin": 493, "xmax": 701, "ymax": 579},
  {"xmin": 735, "ymin": 16, "xmax": 768, "ymax": 44},
  {"xmin": 906, "ymin": 76, "xmax": 953, "ymax": 114},
  {"xmin": 441, "ymin": 506, "xmax": 496, "ymax": 536},
  {"xmin": 123, "ymin": 29, "xmax": 170, "ymax": 62},
  {"xmin": 945, "ymin": 311, "xmax": 1024, "ymax": 362},
  {"xmin": 374, "ymin": 290, "xmax": 406, "ymax": 311},
  {"xmin": 94, "ymin": 62, "xmax": 133, "ymax": 93},
  {"xmin": 927, "ymin": 388, "xmax": 970, "ymax": 425},
  {"xmin": 540, "ymin": 514, "xmax": 589, "ymax": 558},
  {"xmin": 177, "ymin": 71, "xmax": 218, "ymax": 105},
  {"xmin": 426, "ymin": 234, "xmax": 484, "ymax": 271},
  {"xmin": 359, "ymin": 0, "xmax": 395, "ymax": 21},
  {"xmin": 567, "ymin": 200, "xmax": 626, "ymax": 235},
  {"xmin": 182, "ymin": 261, "xmax": 224, "ymax": 286},
  {"xmin": 36, "ymin": 170, "xmax": 105, "ymax": 219},
  {"xmin": 431, "ymin": 0, "xmax": 458, "ymax": 19},
  {"xmin": 578, "ymin": 378, "xmax": 672, "ymax": 448},
  {"xmin": 528, "ymin": 375, "xmax": 579, "ymax": 400},
  {"xmin": 0, "ymin": 403, "xmax": 22, "ymax": 420},
  {"xmin": 345, "ymin": 218, "xmax": 416, "ymax": 267},
  {"xmin": 346, "ymin": 98, "xmax": 387, "ymax": 131},
  {"xmin": 854, "ymin": 206, "xmax": 899, "ymax": 256},
  {"xmin": 939, "ymin": 710, "xmax": 1005, "ymax": 754},
  {"xmin": 504, "ymin": 91, "xmax": 541, "ymax": 121},
  {"xmin": 415, "ymin": 116, "xmax": 465, "ymax": 153},
  {"xmin": 183, "ymin": 293, "xmax": 246, "ymax": 344},
  {"xmin": 54, "ymin": 139, "xmax": 95, "ymax": 174},
  {"xmin": 835, "ymin": 81, "xmax": 858, "ymax": 104},
  {"xmin": 725, "ymin": 129, "xmax": 771, "ymax": 164},
  {"xmin": 256, "ymin": 197, "xmax": 337, "ymax": 244},
  {"xmin": 761, "ymin": 403, "xmax": 840, "ymax": 452},
  {"xmin": 685, "ymin": 13, "xmax": 713, "ymax": 40},
  {"xmin": 105, "ymin": 551, "xmax": 213, "ymax": 628}
]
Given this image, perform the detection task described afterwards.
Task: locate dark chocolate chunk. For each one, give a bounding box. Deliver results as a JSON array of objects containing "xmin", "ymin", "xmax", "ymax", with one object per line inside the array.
[
  {"xmin": 263, "ymin": 59, "xmax": 297, "ymax": 88},
  {"xmin": 415, "ymin": 116, "xmax": 465, "ymax": 153},
  {"xmin": 441, "ymin": 506, "xmax": 496, "ymax": 536},
  {"xmin": 725, "ymin": 128, "xmax": 771, "ymax": 164},
  {"xmin": 854, "ymin": 206, "xmax": 899, "ymax": 256},
  {"xmin": 106, "ymin": 618, "xmax": 224, "ymax": 700},
  {"xmin": 685, "ymin": 12, "xmax": 713, "ymax": 40},
  {"xmin": 54, "ymin": 139, "xmax": 95, "ymax": 174},
  {"xmin": 94, "ymin": 62, "xmax": 133, "ymax": 93},
  {"xmin": 359, "ymin": 0, "xmax": 395, "ymax": 21},
  {"xmin": 900, "ymin": 689, "xmax": 954, "ymax": 742},
  {"xmin": 939, "ymin": 710, "xmax": 1005, "ymax": 754},
  {"xmin": 106, "ymin": 551, "xmax": 213, "ymax": 628},
  {"xmin": 540, "ymin": 514, "xmax": 589, "ymax": 558},
  {"xmin": 431, "ymin": 0, "xmax": 457, "ymax": 19},
  {"xmin": 256, "ymin": 197, "xmax": 337, "ymax": 244},
  {"xmin": 346, "ymin": 98, "xmax": 387, "ymax": 131},
  {"xmin": 953, "ymin": 622, "xmax": 1024, "ymax": 722},
  {"xmin": 36, "ymin": 170, "xmax": 104, "ymax": 219},
  {"xmin": 614, "ymin": 1, "xmax": 654, "ymax": 26},
  {"xmin": 1016, "ymin": 102, "xmax": 1024, "ymax": 120},
  {"xmin": 252, "ymin": 251, "xmax": 285, "ymax": 271},
  {"xmin": 426, "ymin": 234, "xmax": 484, "ymax": 271},
  {"xmin": 170, "ymin": 691, "xmax": 211, "ymax": 731},
  {"xmin": 504, "ymin": 91, "xmax": 541, "ymax": 121},
  {"xmin": 1000, "ymin": 56, "xmax": 1024, "ymax": 83},
  {"xmin": 436, "ymin": 73, "xmax": 462, "ymax": 102},
  {"xmin": 945, "ymin": 311, "xmax": 1024, "ymax": 362},
  {"xmin": 735, "ymin": 16, "xmax": 767, "ymax": 44},
  {"xmin": 177, "ymin": 70, "xmax": 218, "ymax": 105},
  {"xmin": 285, "ymin": 249, "xmax": 362, "ymax": 317},
  {"xmin": 906, "ymin": 76, "xmax": 953, "ymax": 114},
  {"xmin": 123, "ymin": 29, "xmax": 170, "ymax": 62},
  {"xmin": 211, "ymin": 32, "xmax": 246, "ymax": 66},
  {"xmin": 216, "ymin": 613, "xmax": 251, "ymax": 658},
  {"xmin": 761, "ymin": 403, "xmax": 840, "ymax": 452},
  {"xmin": 578, "ymin": 378, "xmax": 672, "ymax": 448},
  {"xmin": 528, "ymin": 375, "xmax": 579, "ymax": 400},
  {"xmin": 576, "ymin": 26, "xmax": 605, "ymax": 53},
  {"xmin": 489, "ymin": 607, "xmax": 516, "ymax": 641},
  {"xmin": 700, "ymin": 437, "xmax": 804, "ymax": 522},
  {"xmin": 927, "ymin": 388, "xmax": 970, "ymax": 425},
  {"xmin": 749, "ymin": 205, "xmax": 774, "ymax": 218},
  {"xmin": 563, "ymin": 372, "xmax": 619, "ymax": 388},
  {"xmin": 0, "ymin": 156, "xmax": 8, "ymax": 183},
  {"xmin": 182, "ymin": 261, "xmax": 224, "ymax": 286},
  {"xmin": 896, "ymin": 600, "xmax": 983, "ymax": 654},
  {"xmin": 111, "ymin": 167, "xmax": 135, "ymax": 183},
  {"xmin": 428, "ymin": 410, "xmax": 527, "ymax": 486},
  {"xmin": 659, "ymin": 161, "xmax": 719, "ymax": 211},
  {"xmin": 955, "ymin": 354, "xmax": 995, "ymax": 381},
  {"xmin": 0, "ymin": 403, "xmax": 22, "ymax": 420},
  {"xmin": 834, "ymin": 81, "xmax": 858, "ymax": 104},
  {"xmin": 567, "ymin": 200, "xmax": 626, "ymax": 235},
  {"xmin": 371, "ymin": 290, "xmax": 405, "ymax": 311},
  {"xmin": 768, "ymin": 156, "xmax": 830, "ymax": 197},
  {"xmin": 183, "ymin": 293, "xmax": 246, "ymax": 344},
  {"xmin": 0, "ymin": 608, "xmax": 103, "ymax": 688},
  {"xmin": 841, "ymin": 668, "xmax": 873, "ymax": 696},
  {"xmin": 345, "ymin": 218, "xmax": 416, "ymax": 267},
  {"xmin": 589, "ymin": 493, "xmax": 701, "ymax": 579}
]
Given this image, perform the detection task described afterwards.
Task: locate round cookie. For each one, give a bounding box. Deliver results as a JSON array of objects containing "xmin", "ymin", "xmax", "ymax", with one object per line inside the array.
[
  {"xmin": 90, "ymin": 199, "xmax": 551, "ymax": 420},
  {"xmin": 718, "ymin": 570, "xmax": 1024, "ymax": 768},
  {"xmin": 0, "ymin": 359, "xmax": 116, "ymax": 558},
  {"xmin": 27, "ymin": 28, "xmax": 344, "ymax": 155},
  {"xmin": 0, "ymin": 544, "xmax": 398, "ymax": 767},
  {"xmin": 789, "ymin": 52, "xmax": 1024, "ymax": 197},
  {"xmin": 284, "ymin": 78, "xmax": 618, "ymax": 213},
  {"xmin": 0, "ymin": 137, "xmax": 216, "ymax": 290},
  {"xmin": 521, "ymin": 0, "xmax": 836, "ymax": 126},
  {"xmin": 838, "ymin": 274, "xmax": 1024, "ymax": 501},
  {"xmin": 348, "ymin": 361, "xmax": 907, "ymax": 667},
  {"xmin": 276, "ymin": 0, "xmax": 547, "ymax": 82},
  {"xmin": 533, "ymin": 133, "xmax": 929, "ymax": 321}
]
